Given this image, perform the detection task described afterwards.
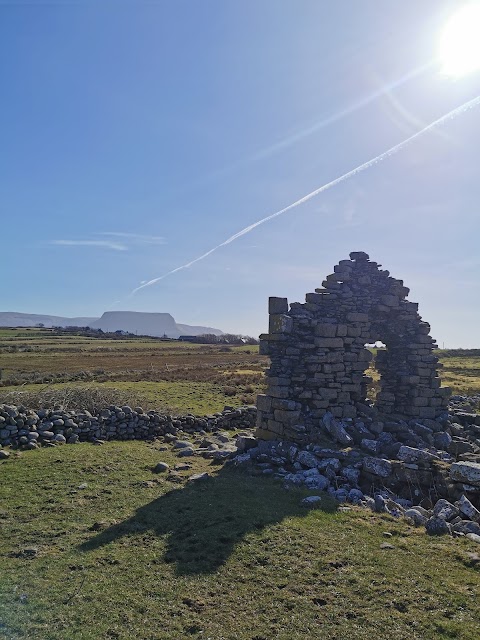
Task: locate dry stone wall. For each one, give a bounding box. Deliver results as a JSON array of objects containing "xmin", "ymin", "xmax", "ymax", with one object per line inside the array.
[
  {"xmin": 0, "ymin": 404, "xmax": 256, "ymax": 449},
  {"xmin": 256, "ymin": 252, "xmax": 450, "ymax": 442}
]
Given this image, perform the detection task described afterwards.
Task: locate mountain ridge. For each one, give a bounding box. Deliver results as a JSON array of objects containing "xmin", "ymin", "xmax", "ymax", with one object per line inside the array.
[{"xmin": 0, "ymin": 311, "xmax": 223, "ymax": 338}]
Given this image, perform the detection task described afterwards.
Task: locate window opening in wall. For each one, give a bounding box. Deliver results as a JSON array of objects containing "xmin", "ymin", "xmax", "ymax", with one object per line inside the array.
[{"xmin": 364, "ymin": 341, "xmax": 385, "ymax": 403}]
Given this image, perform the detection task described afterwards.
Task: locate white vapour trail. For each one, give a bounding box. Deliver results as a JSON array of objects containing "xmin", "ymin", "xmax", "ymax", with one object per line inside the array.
[{"xmin": 131, "ymin": 95, "xmax": 480, "ymax": 295}]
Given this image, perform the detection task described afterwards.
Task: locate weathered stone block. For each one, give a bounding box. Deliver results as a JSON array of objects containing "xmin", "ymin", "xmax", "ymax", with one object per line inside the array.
[
  {"xmin": 349, "ymin": 251, "xmax": 369, "ymax": 261},
  {"xmin": 268, "ymin": 297, "xmax": 288, "ymax": 314},
  {"xmin": 274, "ymin": 409, "xmax": 301, "ymax": 425},
  {"xmin": 314, "ymin": 323, "xmax": 337, "ymax": 337},
  {"xmin": 269, "ymin": 314, "xmax": 293, "ymax": 334},
  {"xmin": 346, "ymin": 312, "xmax": 369, "ymax": 322},
  {"xmin": 267, "ymin": 419, "xmax": 286, "ymax": 435},
  {"xmin": 267, "ymin": 385, "xmax": 290, "ymax": 399},
  {"xmin": 255, "ymin": 427, "xmax": 277, "ymax": 441},
  {"xmin": 256, "ymin": 394, "xmax": 272, "ymax": 412},
  {"xmin": 362, "ymin": 457, "xmax": 393, "ymax": 478},
  {"xmin": 450, "ymin": 462, "xmax": 480, "ymax": 487},
  {"xmin": 380, "ymin": 295, "xmax": 399, "ymax": 307},
  {"xmin": 314, "ymin": 337, "xmax": 344, "ymax": 348}
]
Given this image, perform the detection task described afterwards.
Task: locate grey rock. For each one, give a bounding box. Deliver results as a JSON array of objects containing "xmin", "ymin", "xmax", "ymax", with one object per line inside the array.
[
  {"xmin": 374, "ymin": 495, "xmax": 387, "ymax": 513},
  {"xmin": 333, "ymin": 488, "xmax": 349, "ymax": 503},
  {"xmin": 53, "ymin": 434, "xmax": 66, "ymax": 444},
  {"xmin": 361, "ymin": 438, "xmax": 380, "ymax": 454},
  {"xmin": 404, "ymin": 508, "xmax": 428, "ymax": 526},
  {"xmin": 456, "ymin": 494, "xmax": 480, "ymax": 522},
  {"xmin": 188, "ymin": 473, "xmax": 210, "ymax": 482},
  {"xmin": 323, "ymin": 414, "xmax": 353, "ymax": 446},
  {"xmin": 174, "ymin": 463, "xmax": 191, "ymax": 471},
  {"xmin": 466, "ymin": 533, "xmax": 480, "ymax": 544},
  {"xmin": 153, "ymin": 462, "xmax": 170, "ymax": 473},
  {"xmin": 363, "ymin": 457, "xmax": 393, "ymax": 478},
  {"xmin": 236, "ymin": 435, "xmax": 257, "ymax": 453},
  {"xmin": 450, "ymin": 461, "xmax": 480, "ymax": 487},
  {"xmin": 341, "ymin": 466, "xmax": 361, "ymax": 485},
  {"xmin": 177, "ymin": 447, "xmax": 195, "ymax": 457},
  {"xmin": 304, "ymin": 474, "xmax": 329, "ymax": 491},
  {"xmin": 433, "ymin": 499, "xmax": 459, "ymax": 521},
  {"xmin": 397, "ymin": 446, "xmax": 439, "ymax": 464},
  {"xmin": 348, "ymin": 488, "xmax": 364, "ymax": 504},
  {"xmin": 297, "ymin": 451, "xmax": 319, "ymax": 469},
  {"xmin": 317, "ymin": 457, "xmax": 342, "ymax": 473},
  {"xmin": 302, "ymin": 495, "xmax": 322, "ymax": 505},
  {"xmin": 172, "ymin": 440, "xmax": 192, "ymax": 449},
  {"xmin": 425, "ymin": 516, "xmax": 451, "ymax": 536},
  {"xmin": 0, "ymin": 450, "xmax": 10, "ymax": 460},
  {"xmin": 434, "ymin": 431, "xmax": 452, "ymax": 450}
]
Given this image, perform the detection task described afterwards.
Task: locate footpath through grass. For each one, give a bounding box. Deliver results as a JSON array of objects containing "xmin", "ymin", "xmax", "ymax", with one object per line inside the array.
[{"xmin": 1, "ymin": 442, "xmax": 479, "ymax": 640}]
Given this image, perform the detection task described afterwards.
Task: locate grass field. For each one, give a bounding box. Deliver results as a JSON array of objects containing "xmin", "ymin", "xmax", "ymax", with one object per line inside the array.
[
  {"xmin": 1, "ymin": 330, "xmax": 480, "ymax": 638},
  {"xmin": 1, "ymin": 329, "xmax": 480, "ymax": 414},
  {"xmin": 0, "ymin": 329, "xmax": 266, "ymax": 413},
  {"xmin": 1, "ymin": 442, "xmax": 479, "ymax": 640}
]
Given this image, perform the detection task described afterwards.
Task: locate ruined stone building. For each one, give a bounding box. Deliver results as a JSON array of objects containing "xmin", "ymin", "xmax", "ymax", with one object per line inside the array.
[{"xmin": 256, "ymin": 252, "xmax": 450, "ymax": 442}]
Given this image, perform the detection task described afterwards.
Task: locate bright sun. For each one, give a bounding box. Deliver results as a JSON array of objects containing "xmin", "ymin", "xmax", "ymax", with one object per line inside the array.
[{"xmin": 439, "ymin": 3, "xmax": 480, "ymax": 76}]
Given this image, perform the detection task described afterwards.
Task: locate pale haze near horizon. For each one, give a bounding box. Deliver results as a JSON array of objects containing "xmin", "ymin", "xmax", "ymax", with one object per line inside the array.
[{"xmin": 1, "ymin": 1, "xmax": 479, "ymax": 347}]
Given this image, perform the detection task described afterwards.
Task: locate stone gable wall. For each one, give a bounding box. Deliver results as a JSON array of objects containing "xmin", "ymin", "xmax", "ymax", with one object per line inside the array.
[{"xmin": 256, "ymin": 252, "xmax": 450, "ymax": 442}]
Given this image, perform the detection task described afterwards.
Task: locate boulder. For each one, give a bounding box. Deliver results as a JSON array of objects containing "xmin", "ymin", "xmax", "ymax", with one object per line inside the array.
[
  {"xmin": 397, "ymin": 446, "xmax": 439, "ymax": 464},
  {"xmin": 153, "ymin": 462, "xmax": 170, "ymax": 473},
  {"xmin": 404, "ymin": 508, "xmax": 428, "ymax": 527},
  {"xmin": 466, "ymin": 533, "xmax": 480, "ymax": 544},
  {"xmin": 450, "ymin": 462, "xmax": 480, "ymax": 487},
  {"xmin": 433, "ymin": 499, "xmax": 459, "ymax": 521},
  {"xmin": 362, "ymin": 457, "xmax": 393, "ymax": 478},
  {"xmin": 297, "ymin": 451, "xmax": 320, "ymax": 469},
  {"xmin": 323, "ymin": 414, "xmax": 353, "ymax": 446},
  {"xmin": 425, "ymin": 516, "xmax": 451, "ymax": 536},
  {"xmin": 456, "ymin": 494, "xmax": 480, "ymax": 522}
]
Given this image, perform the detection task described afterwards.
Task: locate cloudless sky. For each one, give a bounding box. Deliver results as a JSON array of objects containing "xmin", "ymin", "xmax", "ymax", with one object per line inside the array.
[{"xmin": 1, "ymin": 0, "xmax": 479, "ymax": 345}]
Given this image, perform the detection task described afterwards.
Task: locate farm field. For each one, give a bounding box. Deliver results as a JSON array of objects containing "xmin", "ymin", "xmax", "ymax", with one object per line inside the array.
[
  {"xmin": 1, "ymin": 329, "xmax": 480, "ymax": 414},
  {"xmin": 0, "ymin": 329, "xmax": 266, "ymax": 413}
]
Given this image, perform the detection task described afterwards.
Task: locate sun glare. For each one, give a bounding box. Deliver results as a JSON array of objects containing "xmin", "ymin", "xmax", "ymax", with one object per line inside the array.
[{"xmin": 439, "ymin": 3, "xmax": 480, "ymax": 76}]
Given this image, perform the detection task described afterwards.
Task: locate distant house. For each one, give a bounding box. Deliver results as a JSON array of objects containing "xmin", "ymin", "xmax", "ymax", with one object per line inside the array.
[{"xmin": 178, "ymin": 335, "xmax": 200, "ymax": 343}]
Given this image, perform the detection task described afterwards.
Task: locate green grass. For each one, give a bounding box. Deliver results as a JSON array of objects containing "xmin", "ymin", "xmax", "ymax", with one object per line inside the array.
[
  {"xmin": 0, "ymin": 380, "xmax": 243, "ymax": 414},
  {"xmin": 0, "ymin": 442, "xmax": 479, "ymax": 639}
]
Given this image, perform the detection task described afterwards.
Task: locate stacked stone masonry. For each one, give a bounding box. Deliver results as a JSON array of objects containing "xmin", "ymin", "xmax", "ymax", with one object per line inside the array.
[{"xmin": 256, "ymin": 252, "xmax": 450, "ymax": 442}]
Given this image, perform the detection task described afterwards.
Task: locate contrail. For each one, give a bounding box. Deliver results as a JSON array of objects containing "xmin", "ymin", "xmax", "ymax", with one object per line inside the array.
[
  {"xmin": 186, "ymin": 63, "xmax": 432, "ymax": 192},
  {"xmin": 131, "ymin": 94, "xmax": 480, "ymax": 295}
]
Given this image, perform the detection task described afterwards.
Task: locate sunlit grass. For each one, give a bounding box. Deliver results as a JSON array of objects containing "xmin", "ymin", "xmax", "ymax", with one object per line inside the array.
[{"xmin": 0, "ymin": 442, "xmax": 478, "ymax": 640}]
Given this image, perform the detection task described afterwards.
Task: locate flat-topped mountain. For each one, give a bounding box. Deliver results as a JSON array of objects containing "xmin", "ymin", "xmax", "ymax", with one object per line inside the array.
[{"xmin": 0, "ymin": 311, "xmax": 223, "ymax": 338}]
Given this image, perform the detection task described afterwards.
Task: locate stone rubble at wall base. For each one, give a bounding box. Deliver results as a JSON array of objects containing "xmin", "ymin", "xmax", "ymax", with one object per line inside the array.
[{"xmin": 1, "ymin": 397, "xmax": 480, "ymax": 543}]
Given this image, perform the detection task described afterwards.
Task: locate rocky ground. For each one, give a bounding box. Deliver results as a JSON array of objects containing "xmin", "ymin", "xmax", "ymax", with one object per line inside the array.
[{"xmin": 1, "ymin": 397, "xmax": 480, "ymax": 546}]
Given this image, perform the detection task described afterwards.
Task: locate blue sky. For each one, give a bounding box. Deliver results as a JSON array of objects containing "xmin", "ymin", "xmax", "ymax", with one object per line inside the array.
[{"xmin": 1, "ymin": 1, "xmax": 479, "ymax": 346}]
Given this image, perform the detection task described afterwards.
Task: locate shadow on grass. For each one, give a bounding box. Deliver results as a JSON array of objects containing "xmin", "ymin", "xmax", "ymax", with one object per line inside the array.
[{"xmin": 79, "ymin": 465, "xmax": 336, "ymax": 575}]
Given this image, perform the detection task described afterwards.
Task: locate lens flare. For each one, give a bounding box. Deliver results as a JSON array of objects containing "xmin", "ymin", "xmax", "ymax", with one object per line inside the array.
[{"xmin": 439, "ymin": 3, "xmax": 480, "ymax": 77}]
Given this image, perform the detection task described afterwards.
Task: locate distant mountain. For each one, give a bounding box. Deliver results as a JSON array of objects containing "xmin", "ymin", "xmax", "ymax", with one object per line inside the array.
[
  {"xmin": 176, "ymin": 323, "xmax": 223, "ymax": 336},
  {"xmin": 91, "ymin": 312, "xmax": 223, "ymax": 338},
  {"xmin": 0, "ymin": 311, "xmax": 223, "ymax": 338},
  {"xmin": 0, "ymin": 312, "xmax": 98, "ymax": 328}
]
